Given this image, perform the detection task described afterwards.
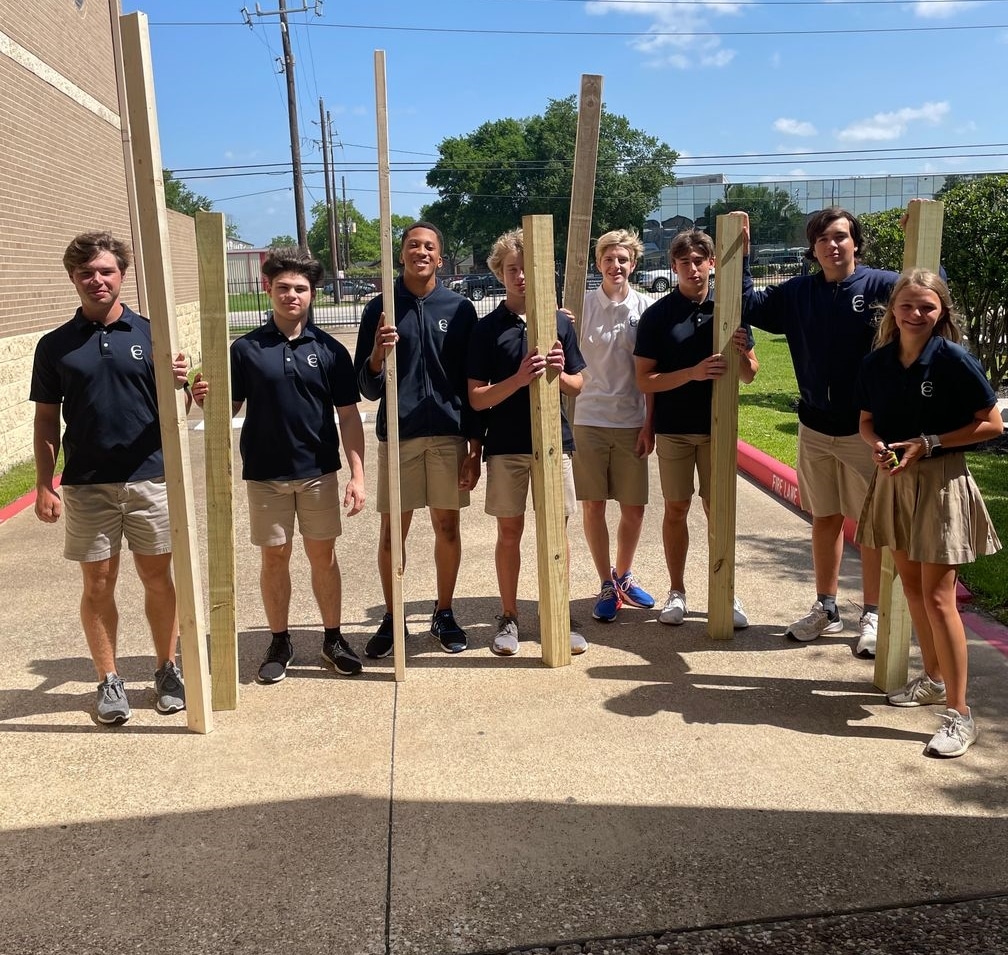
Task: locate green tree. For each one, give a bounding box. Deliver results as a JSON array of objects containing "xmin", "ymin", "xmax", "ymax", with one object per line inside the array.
[
  {"xmin": 940, "ymin": 174, "xmax": 1008, "ymax": 388},
  {"xmin": 268, "ymin": 234, "xmax": 297, "ymax": 248},
  {"xmin": 706, "ymin": 184, "xmax": 806, "ymax": 247},
  {"xmin": 307, "ymin": 200, "xmax": 382, "ymax": 274},
  {"xmin": 424, "ymin": 96, "xmax": 677, "ymax": 268},
  {"xmin": 163, "ymin": 169, "xmax": 211, "ymax": 217},
  {"xmin": 858, "ymin": 208, "xmax": 904, "ymax": 272}
]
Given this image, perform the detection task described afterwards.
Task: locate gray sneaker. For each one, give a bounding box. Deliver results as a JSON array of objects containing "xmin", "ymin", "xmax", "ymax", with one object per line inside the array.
[
  {"xmin": 491, "ymin": 614, "xmax": 520, "ymax": 656},
  {"xmin": 887, "ymin": 674, "xmax": 947, "ymax": 707},
  {"xmin": 785, "ymin": 601, "xmax": 843, "ymax": 641},
  {"xmin": 925, "ymin": 709, "xmax": 978, "ymax": 758},
  {"xmin": 570, "ymin": 620, "xmax": 588, "ymax": 656},
  {"xmin": 96, "ymin": 674, "xmax": 131, "ymax": 725},
  {"xmin": 154, "ymin": 660, "xmax": 186, "ymax": 714}
]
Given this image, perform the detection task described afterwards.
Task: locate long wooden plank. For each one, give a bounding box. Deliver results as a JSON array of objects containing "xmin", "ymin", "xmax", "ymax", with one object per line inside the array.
[
  {"xmin": 707, "ymin": 214, "xmax": 745, "ymax": 639},
  {"xmin": 120, "ymin": 12, "xmax": 212, "ymax": 733},
  {"xmin": 524, "ymin": 214, "xmax": 571, "ymax": 668},
  {"xmin": 374, "ymin": 50, "xmax": 406, "ymax": 683},
  {"xmin": 874, "ymin": 198, "xmax": 944, "ymax": 692},
  {"xmin": 195, "ymin": 211, "xmax": 238, "ymax": 711}
]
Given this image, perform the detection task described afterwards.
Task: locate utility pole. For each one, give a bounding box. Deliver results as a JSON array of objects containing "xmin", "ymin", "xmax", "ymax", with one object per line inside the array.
[
  {"xmin": 319, "ymin": 98, "xmax": 341, "ymax": 302},
  {"xmin": 242, "ymin": 1, "xmax": 322, "ymax": 248}
]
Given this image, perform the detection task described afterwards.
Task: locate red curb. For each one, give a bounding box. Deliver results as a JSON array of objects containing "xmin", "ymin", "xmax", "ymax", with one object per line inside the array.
[{"xmin": 0, "ymin": 477, "xmax": 60, "ymax": 526}]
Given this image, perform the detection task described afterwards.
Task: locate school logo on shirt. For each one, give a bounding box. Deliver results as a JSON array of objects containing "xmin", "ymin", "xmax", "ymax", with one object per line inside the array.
[
  {"xmin": 130, "ymin": 345, "xmax": 144, "ymax": 360},
  {"xmin": 307, "ymin": 353, "xmax": 319, "ymax": 367},
  {"xmin": 851, "ymin": 294, "xmax": 865, "ymax": 313},
  {"xmin": 628, "ymin": 316, "xmax": 639, "ymax": 327},
  {"xmin": 439, "ymin": 319, "xmax": 449, "ymax": 332},
  {"xmin": 921, "ymin": 380, "xmax": 934, "ymax": 397}
]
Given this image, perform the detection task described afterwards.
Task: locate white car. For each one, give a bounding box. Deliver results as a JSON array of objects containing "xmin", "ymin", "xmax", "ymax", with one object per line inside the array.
[{"xmin": 633, "ymin": 264, "xmax": 715, "ymax": 294}]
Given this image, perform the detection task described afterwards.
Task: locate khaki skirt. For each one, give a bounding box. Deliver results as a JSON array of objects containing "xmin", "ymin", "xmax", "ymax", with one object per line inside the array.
[{"xmin": 856, "ymin": 452, "xmax": 1001, "ymax": 565}]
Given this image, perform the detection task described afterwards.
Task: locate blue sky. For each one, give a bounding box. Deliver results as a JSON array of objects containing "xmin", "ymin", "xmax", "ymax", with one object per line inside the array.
[{"xmin": 122, "ymin": 0, "xmax": 1008, "ymax": 247}]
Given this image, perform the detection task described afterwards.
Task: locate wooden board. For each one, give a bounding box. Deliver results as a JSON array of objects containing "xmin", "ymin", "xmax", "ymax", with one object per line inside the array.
[
  {"xmin": 524, "ymin": 214, "xmax": 571, "ymax": 668},
  {"xmin": 874, "ymin": 198, "xmax": 944, "ymax": 692},
  {"xmin": 707, "ymin": 215, "xmax": 745, "ymax": 639},
  {"xmin": 195, "ymin": 211, "xmax": 238, "ymax": 711},
  {"xmin": 120, "ymin": 12, "xmax": 212, "ymax": 733},
  {"xmin": 374, "ymin": 50, "xmax": 406, "ymax": 683}
]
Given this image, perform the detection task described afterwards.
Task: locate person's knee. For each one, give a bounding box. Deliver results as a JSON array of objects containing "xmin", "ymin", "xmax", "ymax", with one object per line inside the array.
[
  {"xmin": 664, "ymin": 499, "xmax": 691, "ymax": 524},
  {"xmin": 81, "ymin": 563, "xmax": 118, "ymax": 601},
  {"xmin": 582, "ymin": 499, "xmax": 606, "ymax": 522},
  {"xmin": 260, "ymin": 543, "xmax": 292, "ymax": 571},
  {"xmin": 497, "ymin": 517, "xmax": 524, "ymax": 547},
  {"xmin": 431, "ymin": 510, "xmax": 460, "ymax": 544}
]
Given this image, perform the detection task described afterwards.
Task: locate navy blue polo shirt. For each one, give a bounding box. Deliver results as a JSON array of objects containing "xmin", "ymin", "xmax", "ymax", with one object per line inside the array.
[
  {"xmin": 466, "ymin": 303, "xmax": 586, "ymax": 457},
  {"xmin": 856, "ymin": 335, "xmax": 996, "ymax": 450},
  {"xmin": 29, "ymin": 305, "xmax": 164, "ymax": 484},
  {"xmin": 634, "ymin": 289, "xmax": 755, "ymax": 436},
  {"xmin": 231, "ymin": 319, "xmax": 360, "ymax": 481}
]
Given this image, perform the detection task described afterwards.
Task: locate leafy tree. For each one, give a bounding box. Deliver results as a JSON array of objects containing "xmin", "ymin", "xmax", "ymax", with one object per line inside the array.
[
  {"xmin": 424, "ymin": 96, "xmax": 677, "ymax": 268},
  {"xmin": 268, "ymin": 234, "xmax": 297, "ymax": 248},
  {"xmin": 858, "ymin": 208, "xmax": 904, "ymax": 272},
  {"xmin": 706, "ymin": 184, "xmax": 806, "ymax": 247},
  {"xmin": 163, "ymin": 169, "xmax": 211, "ymax": 217},
  {"xmin": 307, "ymin": 200, "xmax": 382, "ymax": 273},
  {"xmin": 940, "ymin": 174, "xmax": 1008, "ymax": 388}
]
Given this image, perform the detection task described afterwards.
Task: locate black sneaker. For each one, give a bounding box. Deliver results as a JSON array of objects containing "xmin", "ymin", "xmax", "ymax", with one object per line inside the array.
[
  {"xmin": 364, "ymin": 612, "xmax": 409, "ymax": 659},
  {"xmin": 258, "ymin": 635, "xmax": 294, "ymax": 684},
  {"xmin": 430, "ymin": 605, "xmax": 467, "ymax": 653},
  {"xmin": 321, "ymin": 634, "xmax": 363, "ymax": 675}
]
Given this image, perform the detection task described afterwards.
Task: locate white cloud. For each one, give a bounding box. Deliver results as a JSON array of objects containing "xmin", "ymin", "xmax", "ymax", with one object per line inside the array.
[
  {"xmin": 910, "ymin": 0, "xmax": 975, "ymax": 20},
  {"xmin": 837, "ymin": 101, "xmax": 949, "ymax": 142},
  {"xmin": 774, "ymin": 118, "xmax": 817, "ymax": 137}
]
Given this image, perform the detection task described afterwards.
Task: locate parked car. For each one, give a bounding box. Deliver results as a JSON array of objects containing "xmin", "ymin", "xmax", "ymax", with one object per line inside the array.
[
  {"xmin": 334, "ymin": 278, "xmax": 377, "ymax": 300},
  {"xmin": 441, "ymin": 274, "xmax": 466, "ymax": 293},
  {"xmin": 633, "ymin": 267, "xmax": 676, "ymax": 293},
  {"xmin": 462, "ymin": 272, "xmax": 505, "ymax": 301},
  {"xmin": 751, "ymin": 247, "xmax": 805, "ymax": 273}
]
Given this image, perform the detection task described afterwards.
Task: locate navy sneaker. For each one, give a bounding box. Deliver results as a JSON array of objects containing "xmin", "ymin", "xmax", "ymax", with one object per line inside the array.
[
  {"xmin": 364, "ymin": 612, "xmax": 409, "ymax": 659},
  {"xmin": 592, "ymin": 580, "xmax": 622, "ymax": 621},
  {"xmin": 613, "ymin": 568, "xmax": 655, "ymax": 609},
  {"xmin": 430, "ymin": 605, "xmax": 467, "ymax": 653}
]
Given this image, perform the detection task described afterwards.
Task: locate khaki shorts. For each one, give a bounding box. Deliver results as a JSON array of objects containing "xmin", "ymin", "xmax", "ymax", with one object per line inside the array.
[
  {"xmin": 656, "ymin": 434, "xmax": 711, "ymax": 504},
  {"xmin": 485, "ymin": 453, "xmax": 576, "ymax": 518},
  {"xmin": 246, "ymin": 472, "xmax": 343, "ymax": 547},
  {"xmin": 377, "ymin": 436, "xmax": 469, "ymax": 513},
  {"xmin": 572, "ymin": 425, "xmax": 649, "ymax": 506},
  {"xmin": 62, "ymin": 478, "xmax": 172, "ymax": 562},
  {"xmin": 796, "ymin": 423, "xmax": 874, "ymax": 520}
]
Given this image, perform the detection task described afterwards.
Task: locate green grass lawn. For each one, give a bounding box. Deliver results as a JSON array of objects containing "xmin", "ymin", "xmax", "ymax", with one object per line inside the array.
[{"xmin": 742, "ymin": 331, "xmax": 1008, "ymax": 623}]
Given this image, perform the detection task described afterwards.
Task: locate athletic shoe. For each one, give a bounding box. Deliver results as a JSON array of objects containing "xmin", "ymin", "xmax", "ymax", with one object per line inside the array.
[
  {"xmin": 613, "ymin": 569, "xmax": 655, "ymax": 610},
  {"xmin": 321, "ymin": 635, "xmax": 363, "ymax": 675},
  {"xmin": 659, "ymin": 590, "xmax": 687, "ymax": 626},
  {"xmin": 491, "ymin": 614, "xmax": 520, "ymax": 656},
  {"xmin": 96, "ymin": 674, "xmax": 131, "ymax": 725},
  {"xmin": 570, "ymin": 620, "xmax": 588, "ymax": 656},
  {"xmin": 887, "ymin": 674, "xmax": 947, "ymax": 708},
  {"xmin": 856, "ymin": 610, "xmax": 879, "ymax": 657},
  {"xmin": 430, "ymin": 605, "xmax": 468, "ymax": 653},
  {"xmin": 592, "ymin": 580, "xmax": 622, "ymax": 622},
  {"xmin": 925, "ymin": 708, "xmax": 978, "ymax": 758},
  {"xmin": 154, "ymin": 660, "xmax": 186, "ymax": 714},
  {"xmin": 364, "ymin": 613, "xmax": 409, "ymax": 659},
  {"xmin": 732, "ymin": 596, "xmax": 750, "ymax": 630},
  {"xmin": 258, "ymin": 634, "xmax": 294, "ymax": 684},
  {"xmin": 785, "ymin": 601, "xmax": 843, "ymax": 642}
]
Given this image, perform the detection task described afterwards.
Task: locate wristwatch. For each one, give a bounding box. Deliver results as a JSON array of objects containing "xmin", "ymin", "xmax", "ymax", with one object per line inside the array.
[{"xmin": 922, "ymin": 433, "xmax": 942, "ymax": 457}]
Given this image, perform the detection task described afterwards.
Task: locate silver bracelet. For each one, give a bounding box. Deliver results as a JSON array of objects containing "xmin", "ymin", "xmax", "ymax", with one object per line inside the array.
[{"xmin": 920, "ymin": 433, "xmax": 932, "ymax": 457}]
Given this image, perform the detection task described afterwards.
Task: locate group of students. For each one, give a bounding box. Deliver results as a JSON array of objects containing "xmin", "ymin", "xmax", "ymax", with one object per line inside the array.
[{"xmin": 31, "ymin": 211, "xmax": 1002, "ymax": 758}]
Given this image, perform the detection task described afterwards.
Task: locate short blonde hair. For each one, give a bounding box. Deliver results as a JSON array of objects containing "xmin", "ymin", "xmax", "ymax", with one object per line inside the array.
[
  {"xmin": 595, "ymin": 229, "xmax": 644, "ymax": 267},
  {"xmin": 873, "ymin": 268, "xmax": 962, "ymax": 350},
  {"xmin": 488, "ymin": 228, "xmax": 523, "ymax": 281}
]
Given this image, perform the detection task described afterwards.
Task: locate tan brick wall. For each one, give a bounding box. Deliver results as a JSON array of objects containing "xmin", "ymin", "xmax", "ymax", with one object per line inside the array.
[{"xmin": 0, "ymin": 3, "xmax": 202, "ymax": 473}]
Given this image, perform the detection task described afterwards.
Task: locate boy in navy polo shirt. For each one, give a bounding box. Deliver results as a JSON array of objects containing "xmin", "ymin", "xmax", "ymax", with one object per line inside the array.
[
  {"xmin": 467, "ymin": 227, "xmax": 589, "ymax": 657},
  {"xmin": 230, "ymin": 248, "xmax": 366, "ymax": 684},
  {"xmin": 31, "ymin": 231, "xmax": 206, "ymax": 725},
  {"xmin": 634, "ymin": 229, "xmax": 758, "ymax": 630}
]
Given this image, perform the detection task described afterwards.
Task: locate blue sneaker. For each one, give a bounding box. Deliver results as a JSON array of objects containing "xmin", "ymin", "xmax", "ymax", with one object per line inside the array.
[
  {"xmin": 613, "ymin": 568, "xmax": 655, "ymax": 610},
  {"xmin": 592, "ymin": 580, "xmax": 622, "ymax": 622}
]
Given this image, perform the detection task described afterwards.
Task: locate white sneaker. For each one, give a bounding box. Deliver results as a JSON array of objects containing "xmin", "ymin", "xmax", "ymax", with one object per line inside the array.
[
  {"xmin": 659, "ymin": 590, "xmax": 687, "ymax": 626},
  {"xmin": 733, "ymin": 596, "xmax": 749, "ymax": 630},
  {"xmin": 856, "ymin": 610, "xmax": 878, "ymax": 657},
  {"xmin": 570, "ymin": 621, "xmax": 588, "ymax": 656},
  {"xmin": 888, "ymin": 674, "xmax": 947, "ymax": 707},
  {"xmin": 925, "ymin": 708, "xmax": 978, "ymax": 758},
  {"xmin": 785, "ymin": 600, "xmax": 843, "ymax": 642}
]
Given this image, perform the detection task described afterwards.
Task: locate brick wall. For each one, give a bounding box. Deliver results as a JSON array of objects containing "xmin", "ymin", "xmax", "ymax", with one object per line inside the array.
[{"xmin": 0, "ymin": 1, "xmax": 201, "ymax": 473}]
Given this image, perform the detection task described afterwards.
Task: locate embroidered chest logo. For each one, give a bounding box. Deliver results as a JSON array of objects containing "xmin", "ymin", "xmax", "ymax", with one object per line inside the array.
[
  {"xmin": 851, "ymin": 294, "xmax": 865, "ymax": 313},
  {"xmin": 307, "ymin": 353, "xmax": 319, "ymax": 367},
  {"xmin": 921, "ymin": 380, "xmax": 934, "ymax": 397},
  {"xmin": 130, "ymin": 345, "xmax": 144, "ymax": 360},
  {"xmin": 438, "ymin": 319, "xmax": 449, "ymax": 333}
]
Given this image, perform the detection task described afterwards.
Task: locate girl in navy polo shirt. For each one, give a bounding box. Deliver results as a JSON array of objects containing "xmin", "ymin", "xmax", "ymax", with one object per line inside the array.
[{"xmin": 856, "ymin": 269, "xmax": 1002, "ymax": 758}]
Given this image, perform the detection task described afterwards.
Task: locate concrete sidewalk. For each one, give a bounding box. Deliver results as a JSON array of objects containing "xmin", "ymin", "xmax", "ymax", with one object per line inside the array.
[{"xmin": 1, "ymin": 408, "xmax": 1006, "ymax": 955}]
